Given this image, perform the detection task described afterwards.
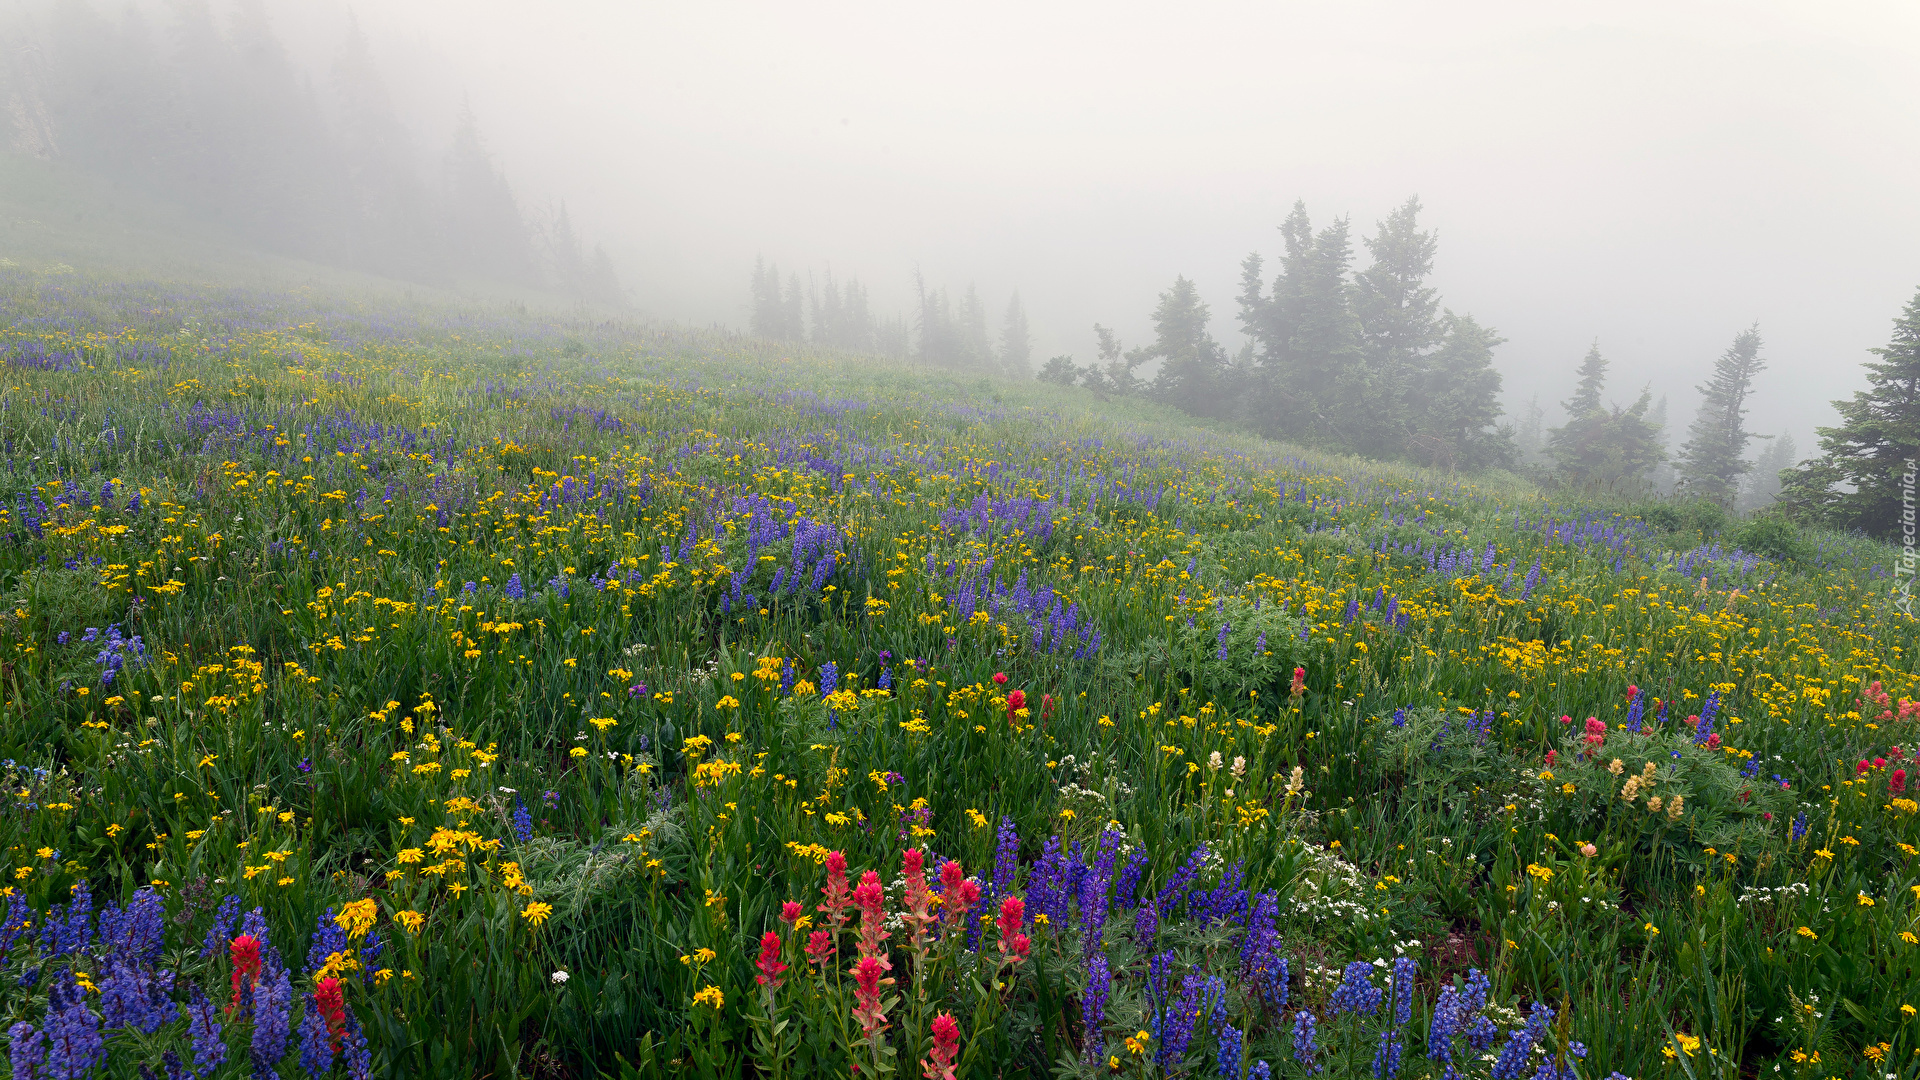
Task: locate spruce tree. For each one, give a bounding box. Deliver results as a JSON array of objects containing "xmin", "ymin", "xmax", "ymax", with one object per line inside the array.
[
  {"xmin": 1144, "ymin": 277, "xmax": 1228, "ymax": 416},
  {"xmin": 1252, "ymin": 201, "xmax": 1315, "ymax": 432},
  {"xmin": 1738, "ymin": 433, "xmax": 1796, "ymax": 515},
  {"xmin": 1513, "ymin": 395, "xmax": 1547, "ymax": 468},
  {"xmin": 1676, "ymin": 325, "xmax": 1766, "ymax": 507},
  {"xmin": 959, "ymin": 285, "xmax": 992, "ymax": 370},
  {"xmin": 998, "ymin": 293, "xmax": 1032, "ymax": 377},
  {"xmin": 1646, "ymin": 395, "xmax": 1676, "ymax": 494},
  {"xmin": 1349, "ymin": 196, "xmax": 1441, "ymax": 456},
  {"xmin": 1777, "ymin": 287, "xmax": 1920, "ymax": 537},
  {"xmin": 1546, "ymin": 345, "xmax": 1666, "ymax": 490},
  {"xmin": 1409, "ymin": 311, "xmax": 1509, "ymax": 470},
  {"xmin": 781, "ymin": 273, "xmax": 805, "ymax": 342},
  {"xmin": 1277, "ymin": 218, "xmax": 1362, "ymax": 444},
  {"xmin": 750, "ymin": 259, "xmax": 782, "ymax": 338}
]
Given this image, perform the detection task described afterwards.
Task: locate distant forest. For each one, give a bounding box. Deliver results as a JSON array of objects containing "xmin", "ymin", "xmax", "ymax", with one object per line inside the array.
[
  {"xmin": 0, "ymin": 1, "xmax": 621, "ymax": 303},
  {"xmin": 753, "ymin": 196, "xmax": 1814, "ymax": 514}
]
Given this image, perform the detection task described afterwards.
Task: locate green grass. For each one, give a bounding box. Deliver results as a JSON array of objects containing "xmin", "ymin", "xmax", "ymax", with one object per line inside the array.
[{"xmin": 0, "ymin": 253, "xmax": 1912, "ymax": 1079}]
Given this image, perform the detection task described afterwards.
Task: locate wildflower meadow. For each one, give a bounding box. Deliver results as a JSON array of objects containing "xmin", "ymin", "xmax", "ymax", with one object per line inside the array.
[{"xmin": 0, "ymin": 264, "xmax": 1915, "ymax": 1079}]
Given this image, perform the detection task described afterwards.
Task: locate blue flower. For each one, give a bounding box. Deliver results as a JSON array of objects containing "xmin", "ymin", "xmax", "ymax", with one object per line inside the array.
[{"xmin": 1291, "ymin": 1011, "xmax": 1321, "ymax": 1074}]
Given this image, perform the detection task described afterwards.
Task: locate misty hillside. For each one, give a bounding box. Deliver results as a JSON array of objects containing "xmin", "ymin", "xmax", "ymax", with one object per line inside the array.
[
  {"xmin": 0, "ymin": 255, "xmax": 1915, "ymax": 1078},
  {"xmin": 0, "ymin": 1, "xmax": 620, "ymax": 302},
  {"xmin": 2, "ymin": 3, "xmax": 1920, "ymax": 1077}
]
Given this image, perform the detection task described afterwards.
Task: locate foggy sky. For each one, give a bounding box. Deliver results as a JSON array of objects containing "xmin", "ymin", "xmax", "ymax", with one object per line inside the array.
[{"xmin": 274, "ymin": 0, "xmax": 1920, "ymax": 451}]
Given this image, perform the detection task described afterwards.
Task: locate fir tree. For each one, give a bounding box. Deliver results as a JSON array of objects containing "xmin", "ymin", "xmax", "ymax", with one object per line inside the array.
[
  {"xmin": 1546, "ymin": 345, "xmax": 1665, "ymax": 489},
  {"xmin": 1349, "ymin": 196, "xmax": 1441, "ymax": 456},
  {"xmin": 1408, "ymin": 311, "xmax": 1510, "ymax": 471},
  {"xmin": 1738, "ymin": 433, "xmax": 1796, "ymax": 515},
  {"xmin": 1250, "ymin": 201, "xmax": 1316, "ymax": 432},
  {"xmin": 750, "ymin": 258, "xmax": 783, "ymax": 338},
  {"xmin": 1676, "ymin": 325, "xmax": 1766, "ymax": 507},
  {"xmin": 1778, "ymin": 287, "xmax": 1920, "ymax": 537},
  {"xmin": 1276, "ymin": 218, "xmax": 1363, "ymax": 444},
  {"xmin": 1144, "ymin": 277, "xmax": 1229, "ymax": 417},
  {"xmin": 998, "ymin": 293, "xmax": 1032, "ymax": 377},
  {"xmin": 1513, "ymin": 395, "xmax": 1548, "ymax": 469},
  {"xmin": 959, "ymin": 284, "xmax": 992, "ymax": 370}
]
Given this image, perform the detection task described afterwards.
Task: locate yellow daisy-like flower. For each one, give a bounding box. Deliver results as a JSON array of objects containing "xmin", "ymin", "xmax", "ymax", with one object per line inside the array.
[{"xmin": 521, "ymin": 901, "xmax": 554, "ymax": 926}]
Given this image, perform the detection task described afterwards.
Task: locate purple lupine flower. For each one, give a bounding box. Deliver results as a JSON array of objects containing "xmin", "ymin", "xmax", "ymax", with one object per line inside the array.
[
  {"xmin": 991, "ymin": 817, "xmax": 1020, "ymax": 901},
  {"xmin": 1025, "ymin": 837, "xmax": 1070, "ymax": 927},
  {"xmin": 503, "ymin": 573, "xmax": 525, "ymax": 600},
  {"xmin": 877, "ymin": 665, "xmax": 892, "ymax": 691},
  {"xmin": 1521, "ymin": 559, "xmax": 1540, "ymax": 600},
  {"xmin": 1390, "ymin": 957, "xmax": 1416, "ymax": 1024},
  {"xmin": 1240, "ymin": 891, "xmax": 1287, "ymax": 1010},
  {"xmin": 1693, "ymin": 690, "xmax": 1720, "ymax": 745},
  {"xmin": 1292, "ymin": 1011, "xmax": 1321, "ymax": 1073},
  {"xmin": 1624, "ymin": 691, "xmax": 1645, "ymax": 734},
  {"xmin": 250, "ymin": 963, "xmax": 294, "ymax": 1077},
  {"xmin": 1342, "ymin": 596, "xmax": 1359, "ymax": 624},
  {"xmin": 512, "ymin": 799, "xmax": 534, "ymax": 842},
  {"xmin": 1155, "ymin": 844, "xmax": 1211, "ymax": 917},
  {"xmin": 306, "ymin": 909, "xmax": 349, "ymax": 975},
  {"xmin": 1430, "ymin": 984, "xmax": 1464, "ymax": 1076},
  {"xmin": 1216, "ymin": 622, "xmax": 1230, "ymax": 662},
  {"xmin": 1079, "ymin": 830, "xmax": 1120, "ymax": 951},
  {"xmin": 1188, "ymin": 858, "xmax": 1247, "ymax": 924},
  {"xmin": 1489, "ymin": 1002, "xmax": 1554, "ymax": 1080},
  {"xmin": 780, "ymin": 659, "xmax": 795, "ymax": 696},
  {"xmin": 43, "ymin": 972, "xmax": 105, "ymax": 1079},
  {"xmin": 359, "ymin": 932, "xmax": 384, "ymax": 985},
  {"xmin": 342, "ymin": 1008, "xmax": 373, "ymax": 1080},
  {"xmin": 0, "ymin": 890, "xmax": 32, "ymax": 954},
  {"xmin": 542, "ymin": 789, "xmax": 559, "ymax": 809},
  {"xmin": 1390, "ymin": 708, "xmax": 1407, "ymax": 728},
  {"xmin": 1254, "ymin": 631, "xmax": 1266, "ymax": 653},
  {"xmin": 97, "ymin": 888, "xmax": 167, "ymax": 966},
  {"xmin": 46, "ymin": 880, "xmax": 93, "ymax": 957},
  {"xmin": 1375, "ymin": 1028, "xmax": 1406, "ymax": 1079},
  {"xmin": 97, "ymin": 957, "xmax": 175, "ymax": 1034},
  {"xmin": 1791, "ymin": 812, "xmax": 1808, "ymax": 842},
  {"xmin": 1326, "ymin": 961, "xmax": 1382, "ymax": 1016},
  {"xmin": 297, "ymin": 1004, "xmax": 335, "ymax": 1078},
  {"xmin": 9, "ymin": 1022, "xmax": 45, "ymax": 1080},
  {"xmin": 1113, "ymin": 852, "xmax": 1149, "ymax": 911},
  {"xmin": 186, "ymin": 985, "xmax": 227, "ymax": 1075},
  {"xmin": 1251, "ymin": 1062, "xmax": 1272, "ymax": 1080},
  {"xmin": 1157, "ymin": 968, "xmax": 1208, "ymax": 1066},
  {"xmin": 1133, "ymin": 903, "xmax": 1159, "ymax": 942},
  {"xmin": 1218, "ymin": 1025, "xmax": 1245, "ymax": 1078},
  {"xmin": 1082, "ymin": 952, "xmax": 1111, "ymax": 1062}
]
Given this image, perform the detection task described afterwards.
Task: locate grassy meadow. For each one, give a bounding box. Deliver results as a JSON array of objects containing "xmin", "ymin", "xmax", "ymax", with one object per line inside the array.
[{"xmin": 0, "ymin": 260, "xmax": 1914, "ymax": 1080}]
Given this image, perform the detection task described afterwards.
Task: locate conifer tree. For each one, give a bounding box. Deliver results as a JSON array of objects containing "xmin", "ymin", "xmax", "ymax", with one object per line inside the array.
[
  {"xmin": 1738, "ymin": 433, "xmax": 1796, "ymax": 515},
  {"xmin": 1675, "ymin": 325, "xmax": 1766, "ymax": 507},
  {"xmin": 1348, "ymin": 196, "xmax": 1441, "ymax": 456},
  {"xmin": 1778, "ymin": 287, "xmax": 1920, "ymax": 537},
  {"xmin": 1275, "ymin": 218, "xmax": 1363, "ymax": 443},
  {"xmin": 998, "ymin": 293, "xmax": 1032, "ymax": 377},
  {"xmin": 1408, "ymin": 312, "xmax": 1510, "ymax": 470},
  {"xmin": 1546, "ymin": 345, "xmax": 1665, "ymax": 490},
  {"xmin": 1144, "ymin": 277, "xmax": 1229, "ymax": 416}
]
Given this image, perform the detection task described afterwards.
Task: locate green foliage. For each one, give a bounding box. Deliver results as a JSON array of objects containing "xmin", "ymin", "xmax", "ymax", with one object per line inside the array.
[
  {"xmin": 1675, "ymin": 326, "xmax": 1767, "ymax": 509},
  {"xmin": 1778, "ymin": 286, "xmax": 1920, "ymax": 539},
  {"xmin": 0, "ymin": 263, "xmax": 1915, "ymax": 1079},
  {"xmin": 1731, "ymin": 515, "xmax": 1807, "ymax": 563}
]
